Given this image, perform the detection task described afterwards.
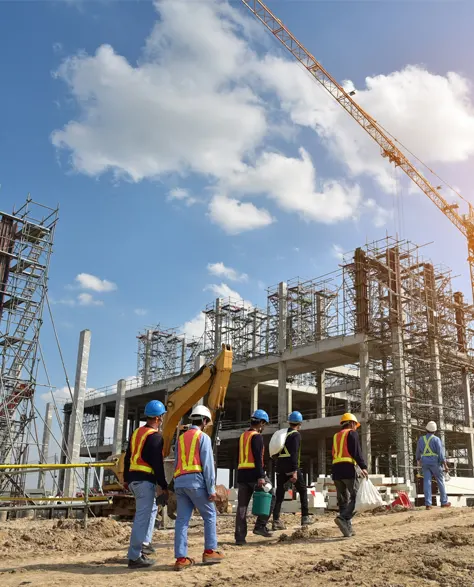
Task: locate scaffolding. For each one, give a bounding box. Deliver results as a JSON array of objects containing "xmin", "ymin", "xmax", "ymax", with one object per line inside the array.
[{"xmin": 0, "ymin": 196, "xmax": 58, "ymax": 494}]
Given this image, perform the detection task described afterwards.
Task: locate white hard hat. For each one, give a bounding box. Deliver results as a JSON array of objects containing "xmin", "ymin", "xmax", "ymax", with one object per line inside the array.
[
  {"xmin": 190, "ymin": 405, "xmax": 212, "ymax": 423},
  {"xmin": 426, "ymin": 421, "xmax": 437, "ymax": 433}
]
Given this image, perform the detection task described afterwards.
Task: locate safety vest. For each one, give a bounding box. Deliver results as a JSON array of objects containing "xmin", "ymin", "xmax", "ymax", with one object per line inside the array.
[
  {"xmin": 238, "ymin": 429, "xmax": 264, "ymax": 469},
  {"xmin": 129, "ymin": 426, "xmax": 157, "ymax": 474},
  {"xmin": 278, "ymin": 429, "xmax": 301, "ymax": 468},
  {"xmin": 174, "ymin": 428, "xmax": 203, "ymax": 478},
  {"xmin": 332, "ymin": 429, "xmax": 356, "ymax": 465},
  {"xmin": 422, "ymin": 434, "xmax": 438, "ymax": 457}
]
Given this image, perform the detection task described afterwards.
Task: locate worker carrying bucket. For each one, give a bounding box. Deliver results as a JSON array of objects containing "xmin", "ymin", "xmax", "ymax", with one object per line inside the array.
[
  {"xmin": 234, "ymin": 409, "xmax": 275, "ymax": 545},
  {"xmin": 270, "ymin": 411, "xmax": 313, "ymax": 530}
]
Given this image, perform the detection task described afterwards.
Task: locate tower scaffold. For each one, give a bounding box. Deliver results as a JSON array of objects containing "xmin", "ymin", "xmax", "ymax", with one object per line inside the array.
[{"xmin": 0, "ymin": 196, "xmax": 58, "ymax": 494}]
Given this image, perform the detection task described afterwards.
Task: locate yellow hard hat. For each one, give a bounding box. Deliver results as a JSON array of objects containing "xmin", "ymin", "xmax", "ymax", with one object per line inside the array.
[{"xmin": 340, "ymin": 413, "xmax": 360, "ymax": 428}]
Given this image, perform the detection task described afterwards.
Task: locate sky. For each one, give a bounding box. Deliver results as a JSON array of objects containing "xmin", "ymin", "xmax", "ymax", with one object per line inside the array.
[{"xmin": 1, "ymin": 0, "xmax": 474, "ymax": 463}]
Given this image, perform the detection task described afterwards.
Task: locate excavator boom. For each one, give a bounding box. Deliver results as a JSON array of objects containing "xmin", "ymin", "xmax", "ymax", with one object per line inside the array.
[{"xmin": 161, "ymin": 343, "xmax": 233, "ymax": 456}]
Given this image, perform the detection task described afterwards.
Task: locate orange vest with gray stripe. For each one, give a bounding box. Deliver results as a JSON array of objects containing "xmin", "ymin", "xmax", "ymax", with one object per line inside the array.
[
  {"xmin": 332, "ymin": 429, "xmax": 356, "ymax": 465},
  {"xmin": 238, "ymin": 429, "xmax": 264, "ymax": 470},
  {"xmin": 129, "ymin": 427, "xmax": 158, "ymax": 474},
  {"xmin": 174, "ymin": 428, "xmax": 203, "ymax": 478}
]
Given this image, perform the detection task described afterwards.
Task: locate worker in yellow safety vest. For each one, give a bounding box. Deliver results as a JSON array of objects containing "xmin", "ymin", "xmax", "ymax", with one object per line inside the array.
[
  {"xmin": 173, "ymin": 405, "xmax": 224, "ymax": 571},
  {"xmin": 124, "ymin": 400, "xmax": 168, "ymax": 569},
  {"xmin": 416, "ymin": 421, "xmax": 451, "ymax": 510},
  {"xmin": 331, "ymin": 413, "xmax": 368, "ymax": 538},
  {"xmin": 234, "ymin": 409, "xmax": 275, "ymax": 545}
]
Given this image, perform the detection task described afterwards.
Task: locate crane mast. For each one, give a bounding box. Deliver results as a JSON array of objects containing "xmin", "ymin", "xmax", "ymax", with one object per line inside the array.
[{"xmin": 240, "ymin": 0, "xmax": 474, "ymax": 301}]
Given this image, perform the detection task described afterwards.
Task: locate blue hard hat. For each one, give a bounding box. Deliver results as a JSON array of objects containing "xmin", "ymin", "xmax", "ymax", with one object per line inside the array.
[
  {"xmin": 251, "ymin": 409, "xmax": 269, "ymax": 423},
  {"xmin": 288, "ymin": 410, "xmax": 303, "ymax": 424},
  {"xmin": 144, "ymin": 400, "xmax": 167, "ymax": 417}
]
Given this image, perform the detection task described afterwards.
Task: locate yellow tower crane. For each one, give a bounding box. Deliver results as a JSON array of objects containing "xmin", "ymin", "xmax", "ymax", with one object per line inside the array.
[{"xmin": 240, "ymin": 0, "xmax": 474, "ymax": 301}]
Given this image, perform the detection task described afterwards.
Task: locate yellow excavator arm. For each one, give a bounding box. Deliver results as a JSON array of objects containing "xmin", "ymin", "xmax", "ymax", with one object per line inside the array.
[{"xmin": 161, "ymin": 343, "xmax": 233, "ymax": 456}]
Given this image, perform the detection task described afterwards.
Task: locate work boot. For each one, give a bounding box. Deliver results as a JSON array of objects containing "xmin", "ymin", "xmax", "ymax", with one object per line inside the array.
[
  {"xmin": 426, "ymin": 505, "xmax": 432, "ymax": 510},
  {"xmin": 202, "ymin": 550, "xmax": 225, "ymax": 565},
  {"xmin": 272, "ymin": 519, "xmax": 286, "ymax": 531},
  {"xmin": 141, "ymin": 543, "xmax": 156, "ymax": 555},
  {"xmin": 334, "ymin": 516, "xmax": 351, "ymax": 538},
  {"xmin": 235, "ymin": 539, "xmax": 247, "ymax": 546},
  {"xmin": 128, "ymin": 555, "xmax": 156, "ymax": 569},
  {"xmin": 441, "ymin": 502, "xmax": 452, "ymax": 508},
  {"xmin": 347, "ymin": 521, "xmax": 355, "ymax": 536},
  {"xmin": 253, "ymin": 526, "xmax": 273, "ymax": 538},
  {"xmin": 301, "ymin": 515, "xmax": 314, "ymax": 527},
  {"xmin": 174, "ymin": 557, "xmax": 195, "ymax": 571}
]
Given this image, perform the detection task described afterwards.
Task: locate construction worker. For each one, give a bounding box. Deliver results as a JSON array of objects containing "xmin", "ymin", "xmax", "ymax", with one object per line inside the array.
[
  {"xmin": 234, "ymin": 408, "xmax": 275, "ymax": 545},
  {"xmin": 124, "ymin": 399, "xmax": 168, "ymax": 569},
  {"xmin": 173, "ymin": 405, "xmax": 224, "ymax": 571},
  {"xmin": 272, "ymin": 411, "xmax": 312, "ymax": 530},
  {"xmin": 332, "ymin": 413, "xmax": 368, "ymax": 538},
  {"xmin": 416, "ymin": 421, "xmax": 451, "ymax": 510}
]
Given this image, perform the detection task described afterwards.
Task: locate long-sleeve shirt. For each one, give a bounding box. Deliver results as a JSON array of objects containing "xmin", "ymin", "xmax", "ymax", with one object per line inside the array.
[
  {"xmin": 123, "ymin": 426, "xmax": 168, "ymax": 489},
  {"xmin": 237, "ymin": 430, "xmax": 265, "ymax": 484},
  {"xmin": 276, "ymin": 428, "xmax": 301, "ymax": 474},
  {"xmin": 331, "ymin": 429, "xmax": 367, "ymax": 481},
  {"xmin": 174, "ymin": 425, "xmax": 216, "ymax": 496},
  {"xmin": 416, "ymin": 433, "xmax": 445, "ymax": 466}
]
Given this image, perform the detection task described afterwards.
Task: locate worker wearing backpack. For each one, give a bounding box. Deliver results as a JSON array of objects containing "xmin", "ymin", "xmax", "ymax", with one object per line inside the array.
[{"xmin": 272, "ymin": 411, "xmax": 313, "ymax": 530}]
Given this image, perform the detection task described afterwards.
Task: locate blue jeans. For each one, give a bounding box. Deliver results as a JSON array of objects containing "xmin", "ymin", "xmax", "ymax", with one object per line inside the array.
[
  {"xmin": 175, "ymin": 487, "xmax": 217, "ymax": 558},
  {"xmin": 127, "ymin": 481, "xmax": 158, "ymax": 561},
  {"xmin": 422, "ymin": 463, "xmax": 448, "ymax": 506}
]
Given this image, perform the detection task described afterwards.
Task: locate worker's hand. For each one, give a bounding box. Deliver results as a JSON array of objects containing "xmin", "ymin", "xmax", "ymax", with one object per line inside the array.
[
  {"xmin": 257, "ymin": 478, "xmax": 266, "ymax": 488},
  {"xmin": 289, "ymin": 472, "xmax": 297, "ymax": 484},
  {"xmin": 123, "ymin": 482, "xmax": 129, "ymax": 491},
  {"xmin": 208, "ymin": 493, "xmax": 217, "ymax": 502},
  {"xmin": 417, "ymin": 460, "xmax": 421, "ymax": 469},
  {"xmin": 360, "ymin": 469, "xmax": 369, "ymax": 479}
]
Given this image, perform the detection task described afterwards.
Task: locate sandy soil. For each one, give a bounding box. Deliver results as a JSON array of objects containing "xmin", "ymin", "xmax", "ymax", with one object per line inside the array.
[{"xmin": 1, "ymin": 508, "xmax": 474, "ymax": 586}]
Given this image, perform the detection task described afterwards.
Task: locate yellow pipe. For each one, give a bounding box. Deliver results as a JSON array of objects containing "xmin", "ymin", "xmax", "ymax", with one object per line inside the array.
[{"xmin": 0, "ymin": 461, "xmax": 117, "ymax": 471}]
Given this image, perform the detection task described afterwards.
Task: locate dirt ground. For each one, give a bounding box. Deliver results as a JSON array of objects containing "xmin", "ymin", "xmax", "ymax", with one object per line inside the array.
[{"xmin": 1, "ymin": 507, "xmax": 474, "ymax": 586}]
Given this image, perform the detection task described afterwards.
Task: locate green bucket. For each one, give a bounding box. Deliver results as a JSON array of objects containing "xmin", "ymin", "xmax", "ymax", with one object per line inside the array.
[{"xmin": 252, "ymin": 490, "xmax": 272, "ymax": 517}]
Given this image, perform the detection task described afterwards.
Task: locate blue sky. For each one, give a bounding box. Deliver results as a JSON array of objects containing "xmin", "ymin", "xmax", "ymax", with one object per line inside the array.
[{"xmin": 1, "ymin": 0, "xmax": 474, "ymax": 459}]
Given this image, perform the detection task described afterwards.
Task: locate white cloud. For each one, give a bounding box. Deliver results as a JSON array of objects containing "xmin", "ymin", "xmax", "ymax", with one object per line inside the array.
[
  {"xmin": 181, "ymin": 312, "xmax": 206, "ymax": 339},
  {"xmin": 78, "ymin": 292, "xmax": 103, "ymax": 306},
  {"xmin": 134, "ymin": 308, "xmax": 148, "ymax": 316},
  {"xmin": 332, "ymin": 244, "xmax": 344, "ymax": 261},
  {"xmin": 51, "ymin": 297, "xmax": 76, "ymax": 307},
  {"xmin": 75, "ymin": 273, "xmax": 117, "ymax": 293},
  {"xmin": 40, "ymin": 385, "xmax": 94, "ymax": 402},
  {"xmin": 256, "ymin": 58, "xmax": 474, "ymax": 193},
  {"xmin": 167, "ymin": 187, "xmax": 197, "ymax": 206},
  {"xmin": 207, "ymin": 262, "xmax": 248, "ymax": 282},
  {"xmin": 225, "ymin": 148, "xmax": 362, "ymax": 224},
  {"xmin": 208, "ymin": 195, "xmax": 274, "ymax": 234}
]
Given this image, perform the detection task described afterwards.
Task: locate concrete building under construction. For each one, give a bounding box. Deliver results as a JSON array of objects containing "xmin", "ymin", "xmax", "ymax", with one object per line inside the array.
[{"xmin": 60, "ymin": 236, "xmax": 474, "ymax": 492}]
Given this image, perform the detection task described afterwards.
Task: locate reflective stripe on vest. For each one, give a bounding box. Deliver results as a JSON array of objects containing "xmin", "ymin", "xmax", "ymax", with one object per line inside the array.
[
  {"xmin": 332, "ymin": 429, "xmax": 356, "ymax": 465},
  {"xmin": 422, "ymin": 434, "xmax": 437, "ymax": 457},
  {"xmin": 174, "ymin": 428, "xmax": 203, "ymax": 478},
  {"xmin": 238, "ymin": 430, "xmax": 260, "ymax": 469},
  {"xmin": 129, "ymin": 427, "xmax": 157, "ymax": 474},
  {"xmin": 278, "ymin": 429, "xmax": 301, "ymax": 468}
]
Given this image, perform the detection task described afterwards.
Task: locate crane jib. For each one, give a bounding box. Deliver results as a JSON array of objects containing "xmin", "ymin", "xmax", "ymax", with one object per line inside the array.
[{"xmin": 239, "ymin": 0, "xmax": 474, "ymax": 301}]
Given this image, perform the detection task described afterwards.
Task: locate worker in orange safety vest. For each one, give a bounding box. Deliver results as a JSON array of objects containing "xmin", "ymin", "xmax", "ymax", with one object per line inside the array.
[
  {"xmin": 173, "ymin": 405, "xmax": 224, "ymax": 571},
  {"xmin": 331, "ymin": 413, "xmax": 368, "ymax": 538},
  {"xmin": 124, "ymin": 399, "xmax": 168, "ymax": 569},
  {"xmin": 234, "ymin": 409, "xmax": 275, "ymax": 545}
]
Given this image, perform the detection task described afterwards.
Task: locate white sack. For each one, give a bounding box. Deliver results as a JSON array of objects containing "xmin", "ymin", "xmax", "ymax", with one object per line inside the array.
[
  {"xmin": 269, "ymin": 429, "xmax": 288, "ymax": 457},
  {"xmin": 354, "ymin": 478, "xmax": 384, "ymax": 513}
]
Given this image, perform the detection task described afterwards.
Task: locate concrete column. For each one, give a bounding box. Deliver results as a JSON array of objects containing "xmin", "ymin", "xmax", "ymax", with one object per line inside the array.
[
  {"xmin": 144, "ymin": 329, "xmax": 153, "ymax": 385},
  {"xmin": 359, "ymin": 340, "xmax": 371, "ymax": 470},
  {"xmin": 37, "ymin": 403, "xmax": 52, "ymax": 490},
  {"xmin": 180, "ymin": 339, "xmax": 186, "ymax": 374},
  {"xmin": 250, "ymin": 384, "xmax": 259, "ymax": 416},
  {"xmin": 58, "ymin": 409, "xmax": 71, "ymax": 493},
  {"xmin": 316, "ymin": 370, "xmax": 325, "ymax": 418},
  {"xmin": 392, "ymin": 325, "xmax": 411, "ymax": 482},
  {"xmin": 309, "ymin": 458, "xmax": 314, "ymax": 485},
  {"xmin": 317, "ymin": 438, "xmax": 326, "ymax": 476},
  {"xmin": 278, "ymin": 361, "xmax": 288, "ymax": 428},
  {"xmin": 287, "ymin": 384, "xmax": 292, "ymax": 416},
  {"xmin": 112, "ymin": 379, "xmax": 127, "ymax": 455},
  {"xmin": 462, "ymin": 369, "xmax": 474, "ymax": 475},
  {"xmin": 64, "ymin": 329, "xmax": 91, "ymax": 497},
  {"xmin": 236, "ymin": 400, "xmax": 242, "ymax": 424},
  {"xmin": 95, "ymin": 403, "xmax": 106, "ymax": 461}
]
